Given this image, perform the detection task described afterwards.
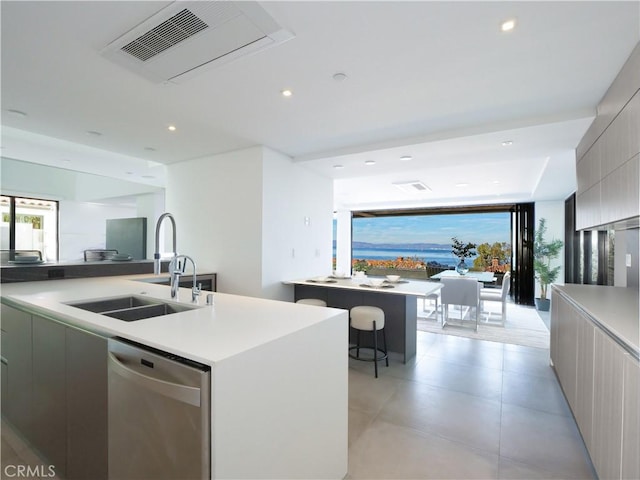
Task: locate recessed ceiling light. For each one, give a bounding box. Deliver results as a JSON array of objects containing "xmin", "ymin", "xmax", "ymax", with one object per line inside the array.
[
  {"xmin": 7, "ymin": 109, "xmax": 27, "ymax": 117},
  {"xmin": 364, "ymin": 160, "xmax": 376, "ymax": 165},
  {"xmin": 501, "ymin": 19, "xmax": 516, "ymax": 32},
  {"xmin": 333, "ymin": 164, "xmax": 344, "ymax": 169},
  {"xmin": 281, "ymin": 89, "xmax": 293, "ymax": 97},
  {"xmin": 144, "ymin": 147, "xmax": 156, "ymax": 152},
  {"xmin": 87, "ymin": 130, "xmax": 102, "ymax": 136},
  {"xmin": 492, "ymin": 180, "xmax": 501, "ymax": 185},
  {"xmin": 167, "ymin": 125, "xmax": 177, "ymax": 132},
  {"xmin": 455, "ymin": 183, "xmax": 469, "ymax": 188},
  {"xmin": 332, "ymin": 72, "xmax": 347, "ymax": 82},
  {"xmin": 125, "ymin": 171, "xmax": 134, "ymax": 175},
  {"xmin": 502, "ymin": 140, "xmax": 513, "ymax": 146},
  {"xmin": 400, "ymin": 155, "xmax": 413, "ymax": 161},
  {"xmin": 142, "ymin": 175, "xmax": 155, "ymax": 179}
]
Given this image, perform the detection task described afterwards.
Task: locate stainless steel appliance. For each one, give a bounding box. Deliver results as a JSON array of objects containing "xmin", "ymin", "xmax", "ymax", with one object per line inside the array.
[{"xmin": 107, "ymin": 338, "xmax": 211, "ymax": 480}]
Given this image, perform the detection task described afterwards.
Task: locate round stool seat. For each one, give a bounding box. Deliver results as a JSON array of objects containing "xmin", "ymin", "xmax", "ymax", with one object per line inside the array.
[
  {"xmin": 350, "ymin": 306, "xmax": 385, "ymax": 331},
  {"xmin": 349, "ymin": 306, "xmax": 388, "ymax": 378},
  {"xmin": 296, "ymin": 298, "xmax": 327, "ymax": 307}
]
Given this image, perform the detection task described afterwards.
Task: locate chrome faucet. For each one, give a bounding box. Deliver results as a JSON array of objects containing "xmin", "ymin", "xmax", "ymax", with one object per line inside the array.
[
  {"xmin": 154, "ymin": 213, "xmax": 177, "ymax": 275},
  {"xmin": 168, "ymin": 255, "xmax": 201, "ymax": 302}
]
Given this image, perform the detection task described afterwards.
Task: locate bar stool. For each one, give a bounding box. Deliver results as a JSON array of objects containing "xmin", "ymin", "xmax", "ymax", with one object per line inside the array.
[
  {"xmin": 349, "ymin": 306, "xmax": 388, "ymax": 378},
  {"xmin": 295, "ymin": 298, "xmax": 327, "ymax": 307}
]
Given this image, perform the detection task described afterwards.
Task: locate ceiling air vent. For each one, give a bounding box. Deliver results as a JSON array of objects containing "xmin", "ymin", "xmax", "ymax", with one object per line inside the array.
[
  {"xmin": 101, "ymin": 1, "xmax": 294, "ymax": 84},
  {"xmin": 393, "ymin": 181, "xmax": 432, "ymax": 194}
]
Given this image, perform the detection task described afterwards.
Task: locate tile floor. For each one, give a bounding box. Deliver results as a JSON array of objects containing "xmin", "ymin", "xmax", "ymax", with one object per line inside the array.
[
  {"xmin": 2, "ymin": 310, "xmax": 595, "ymax": 480},
  {"xmin": 347, "ymin": 331, "xmax": 597, "ymax": 479}
]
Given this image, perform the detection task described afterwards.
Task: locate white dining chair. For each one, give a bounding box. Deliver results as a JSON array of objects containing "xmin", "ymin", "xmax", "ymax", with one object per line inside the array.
[
  {"xmin": 440, "ymin": 277, "xmax": 481, "ymax": 332},
  {"xmin": 480, "ymin": 271, "xmax": 511, "ymax": 326}
]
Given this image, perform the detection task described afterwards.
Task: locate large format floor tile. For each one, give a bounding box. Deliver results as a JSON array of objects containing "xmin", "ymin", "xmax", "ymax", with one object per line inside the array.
[{"xmin": 348, "ymin": 324, "xmax": 596, "ymax": 480}]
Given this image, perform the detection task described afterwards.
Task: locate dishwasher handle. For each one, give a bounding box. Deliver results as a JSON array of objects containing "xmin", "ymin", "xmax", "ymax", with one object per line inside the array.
[{"xmin": 108, "ymin": 352, "xmax": 202, "ymax": 407}]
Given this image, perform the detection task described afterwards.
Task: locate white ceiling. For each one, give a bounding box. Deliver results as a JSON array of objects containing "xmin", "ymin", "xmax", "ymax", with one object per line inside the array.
[{"xmin": 1, "ymin": 1, "xmax": 639, "ymax": 211}]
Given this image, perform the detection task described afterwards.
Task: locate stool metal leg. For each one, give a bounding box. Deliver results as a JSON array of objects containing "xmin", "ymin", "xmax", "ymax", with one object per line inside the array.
[
  {"xmin": 382, "ymin": 327, "xmax": 389, "ymax": 367},
  {"xmin": 355, "ymin": 329, "xmax": 361, "ymax": 358},
  {"xmin": 372, "ymin": 320, "xmax": 379, "ymax": 378}
]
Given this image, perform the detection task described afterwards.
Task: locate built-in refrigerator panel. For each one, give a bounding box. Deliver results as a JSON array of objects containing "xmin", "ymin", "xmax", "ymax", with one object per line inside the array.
[{"xmin": 106, "ymin": 218, "xmax": 147, "ymax": 260}]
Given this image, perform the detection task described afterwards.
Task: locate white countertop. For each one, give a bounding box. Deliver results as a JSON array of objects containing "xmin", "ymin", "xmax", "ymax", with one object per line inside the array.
[
  {"xmin": 553, "ymin": 284, "xmax": 639, "ymax": 355},
  {"xmin": 285, "ymin": 276, "xmax": 443, "ymax": 297},
  {"xmin": 0, "ymin": 274, "xmax": 347, "ymax": 366}
]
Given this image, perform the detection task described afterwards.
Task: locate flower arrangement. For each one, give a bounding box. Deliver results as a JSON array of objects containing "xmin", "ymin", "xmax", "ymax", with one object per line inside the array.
[{"xmin": 451, "ymin": 237, "xmax": 477, "ymax": 259}]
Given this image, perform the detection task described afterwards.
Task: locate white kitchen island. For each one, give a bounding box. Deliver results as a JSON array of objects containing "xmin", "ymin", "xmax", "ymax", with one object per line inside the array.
[{"xmin": 1, "ymin": 275, "xmax": 348, "ymax": 480}]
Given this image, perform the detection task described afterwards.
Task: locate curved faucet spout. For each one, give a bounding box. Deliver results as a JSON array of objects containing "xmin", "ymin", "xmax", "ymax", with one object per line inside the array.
[{"xmin": 154, "ymin": 213, "xmax": 177, "ymax": 275}]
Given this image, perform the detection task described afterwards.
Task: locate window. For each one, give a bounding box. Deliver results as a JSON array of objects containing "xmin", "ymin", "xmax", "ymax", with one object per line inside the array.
[{"xmin": 1, "ymin": 195, "xmax": 59, "ymax": 262}]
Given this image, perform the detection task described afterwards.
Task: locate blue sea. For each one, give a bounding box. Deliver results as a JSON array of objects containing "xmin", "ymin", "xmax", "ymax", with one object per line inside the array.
[{"xmin": 339, "ymin": 247, "xmax": 477, "ymax": 267}]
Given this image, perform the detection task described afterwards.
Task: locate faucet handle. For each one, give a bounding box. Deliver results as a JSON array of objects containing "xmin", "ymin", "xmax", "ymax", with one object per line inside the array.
[{"xmin": 192, "ymin": 282, "xmax": 202, "ymax": 302}]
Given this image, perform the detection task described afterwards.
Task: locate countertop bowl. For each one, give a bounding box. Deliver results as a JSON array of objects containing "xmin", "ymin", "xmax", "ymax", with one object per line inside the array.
[{"xmin": 386, "ymin": 275, "xmax": 401, "ymax": 282}]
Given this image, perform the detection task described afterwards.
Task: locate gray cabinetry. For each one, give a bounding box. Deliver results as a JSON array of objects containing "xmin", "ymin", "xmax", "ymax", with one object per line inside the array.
[
  {"xmin": 551, "ymin": 288, "xmax": 639, "ymax": 480},
  {"xmin": 1, "ymin": 304, "xmax": 108, "ymax": 480},
  {"xmin": 575, "ymin": 316, "xmax": 595, "ymax": 453},
  {"xmin": 32, "ymin": 314, "xmax": 67, "ymax": 476},
  {"xmin": 622, "ymin": 354, "xmax": 640, "ymax": 479},
  {"xmin": 575, "ymin": 44, "xmax": 640, "ymax": 230},
  {"xmin": 66, "ymin": 328, "xmax": 108, "ymax": 480},
  {"xmin": 592, "ymin": 328, "xmax": 624, "ymax": 480},
  {"xmin": 1, "ymin": 305, "xmax": 33, "ymax": 437}
]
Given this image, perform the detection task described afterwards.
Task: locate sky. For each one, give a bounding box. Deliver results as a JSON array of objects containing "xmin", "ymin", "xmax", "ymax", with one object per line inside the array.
[{"xmin": 350, "ymin": 212, "xmax": 511, "ymax": 245}]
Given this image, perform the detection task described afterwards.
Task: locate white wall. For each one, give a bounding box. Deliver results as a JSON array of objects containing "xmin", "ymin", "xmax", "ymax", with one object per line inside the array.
[
  {"xmin": 59, "ymin": 200, "xmax": 136, "ymax": 261},
  {"xmin": 535, "ymin": 201, "xmax": 565, "ymax": 298},
  {"xmin": 262, "ymin": 148, "xmax": 333, "ymax": 300},
  {"xmin": 166, "ymin": 146, "xmax": 333, "ymax": 299},
  {"xmin": 136, "ymin": 192, "xmax": 165, "ymax": 259}
]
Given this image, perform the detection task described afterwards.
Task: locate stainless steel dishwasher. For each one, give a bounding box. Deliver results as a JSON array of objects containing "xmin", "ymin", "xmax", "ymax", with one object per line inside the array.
[{"xmin": 107, "ymin": 337, "xmax": 211, "ymax": 480}]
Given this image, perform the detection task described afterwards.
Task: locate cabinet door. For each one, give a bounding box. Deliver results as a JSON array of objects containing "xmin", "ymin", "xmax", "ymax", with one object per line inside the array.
[
  {"xmin": 575, "ymin": 315, "xmax": 595, "ymax": 453},
  {"xmin": 32, "ymin": 314, "xmax": 67, "ymax": 476},
  {"xmin": 555, "ymin": 295, "xmax": 578, "ymax": 409},
  {"xmin": 1, "ymin": 305, "xmax": 33, "ymax": 437},
  {"xmin": 622, "ymin": 354, "xmax": 640, "ymax": 479},
  {"xmin": 592, "ymin": 329, "xmax": 624, "ymax": 480},
  {"xmin": 65, "ymin": 327, "xmax": 108, "ymax": 480}
]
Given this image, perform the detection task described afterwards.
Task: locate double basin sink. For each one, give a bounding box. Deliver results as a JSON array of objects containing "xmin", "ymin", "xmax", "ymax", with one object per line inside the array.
[{"xmin": 66, "ymin": 295, "xmax": 200, "ymax": 322}]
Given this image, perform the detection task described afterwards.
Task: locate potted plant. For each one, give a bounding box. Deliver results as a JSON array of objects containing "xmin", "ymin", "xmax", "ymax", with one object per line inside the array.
[
  {"xmin": 533, "ymin": 218, "xmax": 563, "ymax": 311},
  {"xmin": 451, "ymin": 237, "xmax": 477, "ymax": 275}
]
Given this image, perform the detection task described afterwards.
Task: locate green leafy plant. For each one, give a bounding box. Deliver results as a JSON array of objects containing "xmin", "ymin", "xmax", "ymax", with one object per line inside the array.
[
  {"xmin": 451, "ymin": 237, "xmax": 477, "ymax": 259},
  {"xmin": 533, "ymin": 218, "xmax": 563, "ymax": 300}
]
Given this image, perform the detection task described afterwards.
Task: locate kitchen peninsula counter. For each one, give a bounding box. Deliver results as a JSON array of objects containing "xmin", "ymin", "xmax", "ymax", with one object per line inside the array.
[
  {"xmin": 285, "ymin": 277, "xmax": 442, "ymax": 362},
  {"xmin": 1, "ymin": 276, "xmax": 348, "ymax": 479}
]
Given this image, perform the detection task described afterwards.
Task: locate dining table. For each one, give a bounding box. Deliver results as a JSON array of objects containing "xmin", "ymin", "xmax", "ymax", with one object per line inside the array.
[
  {"xmin": 430, "ymin": 270, "xmax": 496, "ymax": 284},
  {"xmin": 284, "ymin": 276, "xmax": 442, "ymax": 363}
]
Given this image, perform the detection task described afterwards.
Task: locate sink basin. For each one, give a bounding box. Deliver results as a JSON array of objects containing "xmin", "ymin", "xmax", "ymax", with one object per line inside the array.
[{"xmin": 66, "ymin": 295, "xmax": 199, "ymax": 321}]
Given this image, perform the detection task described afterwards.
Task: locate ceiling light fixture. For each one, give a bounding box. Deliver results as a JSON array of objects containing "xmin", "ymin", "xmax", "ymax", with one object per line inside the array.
[
  {"xmin": 167, "ymin": 125, "xmax": 177, "ymax": 131},
  {"xmin": 144, "ymin": 147, "xmax": 157, "ymax": 152},
  {"xmin": 501, "ymin": 19, "xmax": 516, "ymax": 32},
  {"xmin": 502, "ymin": 140, "xmax": 513, "ymax": 146},
  {"xmin": 333, "ymin": 164, "xmax": 344, "ymax": 169},
  {"xmin": 332, "ymin": 72, "xmax": 347, "ymax": 82},
  {"xmin": 364, "ymin": 160, "xmax": 376, "ymax": 165},
  {"xmin": 400, "ymin": 155, "xmax": 412, "ymax": 161},
  {"xmin": 87, "ymin": 130, "xmax": 103, "ymax": 136},
  {"xmin": 281, "ymin": 89, "xmax": 293, "ymax": 97}
]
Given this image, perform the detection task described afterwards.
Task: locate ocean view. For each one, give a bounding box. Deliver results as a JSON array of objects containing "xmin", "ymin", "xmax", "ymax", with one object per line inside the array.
[{"xmin": 351, "ymin": 247, "xmax": 472, "ymax": 267}]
